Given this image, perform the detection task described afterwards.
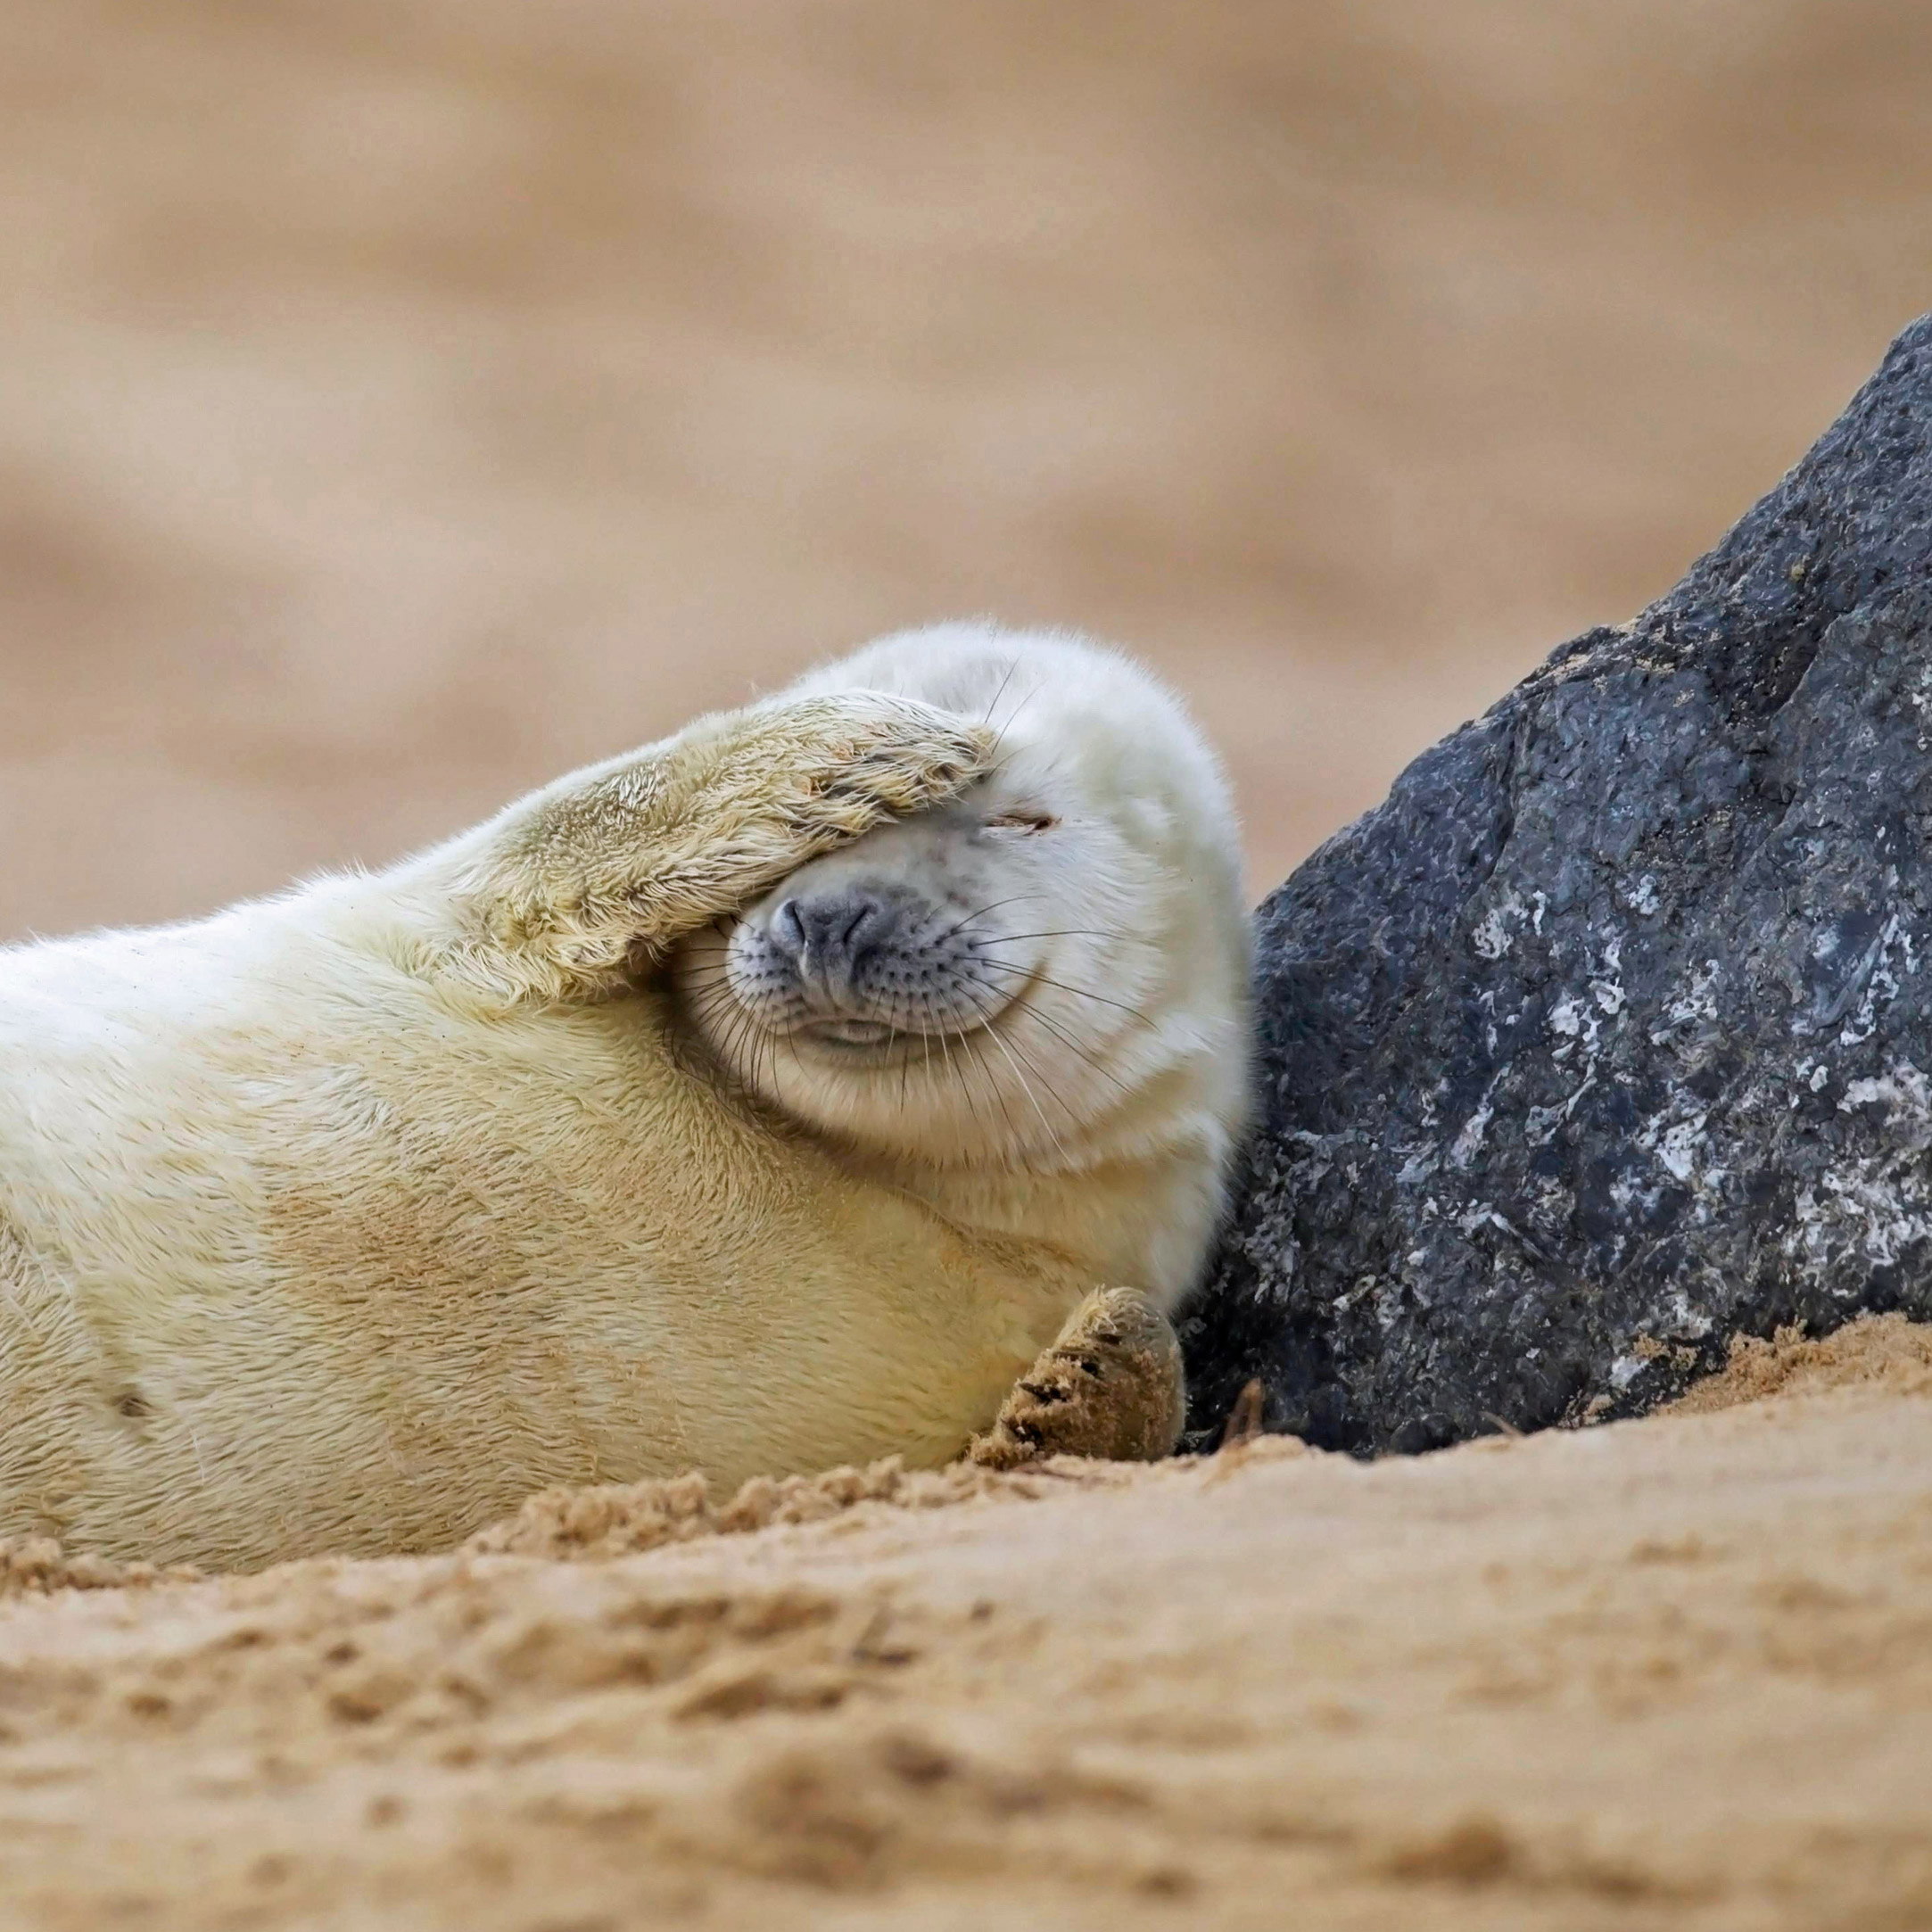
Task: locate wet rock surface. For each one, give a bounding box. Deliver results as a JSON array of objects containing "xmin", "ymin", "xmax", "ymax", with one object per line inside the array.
[{"xmin": 1182, "ymin": 313, "xmax": 1932, "ymax": 1453}]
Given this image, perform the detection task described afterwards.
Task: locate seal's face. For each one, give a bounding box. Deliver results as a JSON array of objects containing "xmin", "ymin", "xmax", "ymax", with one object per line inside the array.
[
  {"xmin": 672, "ymin": 624, "xmax": 1251, "ymax": 1177},
  {"xmin": 710, "ymin": 793, "xmax": 1058, "ymax": 1053}
]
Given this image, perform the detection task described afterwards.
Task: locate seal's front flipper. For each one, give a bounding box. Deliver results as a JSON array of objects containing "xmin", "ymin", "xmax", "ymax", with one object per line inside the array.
[
  {"xmin": 409, "ymin": 692, "xmax": 992, "ymax": 1003},
  {"xmin": 967, "ymin": 1287, "xmax": 1186, "ymax": 1469}
]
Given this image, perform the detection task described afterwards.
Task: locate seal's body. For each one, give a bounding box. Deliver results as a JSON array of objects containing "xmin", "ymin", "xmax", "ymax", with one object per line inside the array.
[{"xmin": 0, "ymin": 626, "xmax": 1248, "ymax": 1569}]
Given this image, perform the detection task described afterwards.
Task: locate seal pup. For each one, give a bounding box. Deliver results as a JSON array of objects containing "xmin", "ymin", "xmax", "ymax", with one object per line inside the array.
[{"xmin": 0, "ymin": 623, "xmax": 1249, "ymax": 1568}]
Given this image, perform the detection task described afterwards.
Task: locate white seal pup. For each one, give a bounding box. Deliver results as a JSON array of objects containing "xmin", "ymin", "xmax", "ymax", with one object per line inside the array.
[{"xmin": 0, "ymin": 623, "xmax": 1249, "ymax": 1569}]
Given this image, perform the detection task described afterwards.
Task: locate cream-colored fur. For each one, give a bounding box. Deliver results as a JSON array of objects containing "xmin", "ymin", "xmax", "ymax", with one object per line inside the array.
[{"xmin": 0, "ymin": 625, "xmax": 1249, "ymax": 1570}]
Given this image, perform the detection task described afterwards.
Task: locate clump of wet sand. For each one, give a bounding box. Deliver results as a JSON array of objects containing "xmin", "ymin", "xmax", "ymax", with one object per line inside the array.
[{"xmin": 4, "ymin": 1315, "xmax": 1932, "ymax": 1929}]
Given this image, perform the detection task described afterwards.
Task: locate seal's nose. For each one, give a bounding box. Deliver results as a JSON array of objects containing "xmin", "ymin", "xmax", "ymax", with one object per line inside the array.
[{"xmin": 769, "ymin": 888, "xmax": 898, "ymax": 1002}]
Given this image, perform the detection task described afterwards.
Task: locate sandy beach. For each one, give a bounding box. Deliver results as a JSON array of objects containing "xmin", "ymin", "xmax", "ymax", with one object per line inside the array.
[
  {"xmin": 4, "ymin": 1318, "xmax": 1929, "ymax": 1929},
  {"xmin": 6, "ymin": 4, "xmax": 1932, "ymax": 1925}
]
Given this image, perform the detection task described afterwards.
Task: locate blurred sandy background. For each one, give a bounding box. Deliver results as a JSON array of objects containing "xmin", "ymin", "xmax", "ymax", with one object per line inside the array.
[{"xmin": 3, "ymin": 0, "xmax": 1929, "ymax": 938}]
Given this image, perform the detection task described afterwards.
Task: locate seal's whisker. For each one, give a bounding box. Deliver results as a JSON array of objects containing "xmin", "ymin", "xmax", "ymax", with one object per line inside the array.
[
  {"xmin": 978, "ymin": 656, "xmax": 1020, "ymax": 732},
  {"xmin": 919, "ymin": 1018, "xmax": 946, "ymax": 1135},
  {"xmin": 962, "ymin": 988, "xmax": 1074, "ymax": 1112},
  {"xmin": 973, "ymin": 999, "xmax": 1083, "ymax": 1120},
  {"xmin": 970, "ymin": 929, "xmax": 1123, "ymax": 945},
  {"xmin": 682, "ymin": 974, "xmax": 739, "ymax": 1036},
  {"xmin": 722, "ymin": 1001, "xmax": 767, "ymax": 1094},
  {"xmin": 927, "ymin": 992, "xmax": 989, "ymax": 1145},
  {"xmin": 958, "ymin": 1023, "xmax": 1026, "ymax": 1160},
  {"xmin": 673, "ymin": 935, "xmax": 733, "ymax": 969},
  {"xmin": 782, "ymin": 1029, "xmax": 809, "ymax": 1103},
  {"xmin": 679, "ymin": 972, "xmax": 739, "ymax": 1011},
  {"xmin": 673, "ymin": 965, "xmax": 743, "ymax": 1016},
  {"xmin": 995, "ymin": 1037, "xmax": 1077, "ymax": 1162},
  {"xmin": 986, "ymin": 676, "xmax": 1045, "ymax": 763},
  {"xmin": 937, "ymin": 984, "xmax": 1020, "ymax": 1151},
  {"xmin": 963, "ymin": 959, "xmax": 1157, "ymax": 1027},
  {"xmin": 969, "ymin": 1001, "xmax": 1076, "ymax": 1167},
  {"xmin": 1002, "ymin": 1000, "xmax": 1139, "ymax": 1102},
  {"xmin": 931, "ymin": 895, "xmax": 1054, "ymax": 946},
  {"xmin": 725, "ymin": 987, "xmax": 784, "ymax": 1103}
]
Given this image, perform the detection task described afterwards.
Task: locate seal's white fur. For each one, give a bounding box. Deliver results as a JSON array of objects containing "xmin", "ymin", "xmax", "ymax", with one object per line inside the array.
[{"xmin": 0, "ymin": 624, "xmax": 1248, "ymax": 1569}]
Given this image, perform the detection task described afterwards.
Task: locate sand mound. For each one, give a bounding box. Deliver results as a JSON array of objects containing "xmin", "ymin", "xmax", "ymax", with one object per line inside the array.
[
  {"xmin": 466, "ymin": 1453, "xmax": 1150, "ymax": 1562},
  {"xmin": 0, "ymin": 1539, "xmax": 201, "ymax": 1600},
  {"xmin": 1666, "ymin": 1311, "xmax": 1932, "ymax": 1416}
]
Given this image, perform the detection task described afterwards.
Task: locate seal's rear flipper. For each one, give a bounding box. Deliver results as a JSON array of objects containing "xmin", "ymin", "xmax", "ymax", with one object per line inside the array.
[{"xmin": 967, "ymin": 1286, "xmax": 1186, "ymax": 1469}]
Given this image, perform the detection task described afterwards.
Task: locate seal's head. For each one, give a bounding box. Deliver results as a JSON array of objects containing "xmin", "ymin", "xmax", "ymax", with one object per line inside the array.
[{"xmin": 671, "ymin": 623, "xmax": 1251, "ymax": 1300}]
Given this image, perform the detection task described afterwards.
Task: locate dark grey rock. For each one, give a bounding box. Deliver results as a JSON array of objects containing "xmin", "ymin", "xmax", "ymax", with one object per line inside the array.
[{"xmin": 1180, "ymin": 313, "xmax": 1932, "ymax": 1453}]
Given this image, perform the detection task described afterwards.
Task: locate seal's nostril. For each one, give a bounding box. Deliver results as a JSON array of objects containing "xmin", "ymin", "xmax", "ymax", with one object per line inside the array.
[
  {"xmin": 772, "ymin": 899, "xmax": 808, "ymax": 962},
  {"xmin": 838, "ymin": 902, "xmax": 878, "ymax": 952}
]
